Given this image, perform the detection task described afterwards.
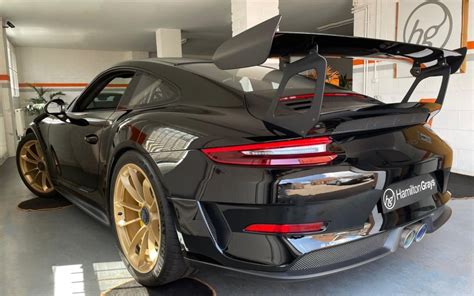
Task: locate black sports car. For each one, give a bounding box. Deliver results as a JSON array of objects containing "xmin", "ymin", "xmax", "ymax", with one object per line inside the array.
[{"xmin": 16, "ymin": 16, "xmax": 466, "ymax": 286}]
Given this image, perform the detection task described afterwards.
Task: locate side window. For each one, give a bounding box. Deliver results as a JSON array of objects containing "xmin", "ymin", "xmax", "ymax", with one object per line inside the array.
[
  {"xmin": 120, "ymin": 73, "xmax": 179, "ymax": 108},
  {"xmin": 84, "ymin": 75, "xmax": 133, "ymax": 111}
]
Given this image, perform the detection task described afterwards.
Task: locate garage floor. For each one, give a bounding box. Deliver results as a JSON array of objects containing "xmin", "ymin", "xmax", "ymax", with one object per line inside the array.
[{"xmin": 1, "ymin": 157, "xmax": 473, "ymax": 295}]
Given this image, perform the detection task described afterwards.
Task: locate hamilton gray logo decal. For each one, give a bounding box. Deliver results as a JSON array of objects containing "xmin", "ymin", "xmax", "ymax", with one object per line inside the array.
[
  {"xmin": 383, "ymin": 188, "xmax": 396, "ymax": 210},
  {"xmin": 383, "ymin": 178, "xmax": 437, "ymax": 211},
  {"xmin": 403, "ymin": 0, "xmax": 453, "ymax": 47}
]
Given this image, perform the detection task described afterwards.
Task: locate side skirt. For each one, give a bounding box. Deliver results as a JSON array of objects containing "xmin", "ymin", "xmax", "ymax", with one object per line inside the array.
[{"xmin": 56, "ymin": 186, "xmax": 110, "ymax": 226}]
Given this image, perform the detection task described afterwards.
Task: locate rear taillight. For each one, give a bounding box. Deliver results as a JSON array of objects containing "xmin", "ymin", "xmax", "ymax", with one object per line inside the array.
[
  {"xmin": 201, "ymin": 137, "xmax": 336, "ymax": 167},
  {"xmin": 279, "ymin": 92, "xmax": 366, "ymax": 102},
  {"xmin": 244, "ymin": 222, "xmax": 326, "ymax": 234}
]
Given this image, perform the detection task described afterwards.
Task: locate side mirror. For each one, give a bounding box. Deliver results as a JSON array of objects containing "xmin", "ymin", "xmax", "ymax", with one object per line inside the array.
[
  {"xmin": 44, "ymin": 98, "xmax": 89, "ymax": 126},
  {"xmin": 45, "ymin": 99, "xmax": 67, "ymax": 116}
]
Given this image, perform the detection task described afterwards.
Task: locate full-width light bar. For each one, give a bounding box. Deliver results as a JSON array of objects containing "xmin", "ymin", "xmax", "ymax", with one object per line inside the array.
[{"xmin": 202, "ymin": 137, "xmax": 336, "ymax": 167}]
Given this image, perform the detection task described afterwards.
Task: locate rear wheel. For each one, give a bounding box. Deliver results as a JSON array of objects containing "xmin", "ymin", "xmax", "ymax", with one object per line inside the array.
[
  {"xmin": 110, "ymin": 151, "xmax": 191, "ymax": 286},
  {"xmin": 16, "ymin": 133, "xmax": 57, "ymax": 198}
]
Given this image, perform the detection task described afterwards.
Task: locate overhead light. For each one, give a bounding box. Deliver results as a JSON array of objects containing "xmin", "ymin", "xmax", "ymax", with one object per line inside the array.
[
  {"xmin": 317, "ymin": 18, "xmax": 353, "ymax": 32},
  {"xmin": 2, "ymin": 21, "xmax": 15, "ymax": 29}
]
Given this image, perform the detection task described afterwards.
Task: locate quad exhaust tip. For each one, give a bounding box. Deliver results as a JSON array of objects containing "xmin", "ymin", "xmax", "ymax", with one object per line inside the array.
[
  {"xmin": 400, "ymin": 228, "xmax": 416, "ymax": 249},
  {"xmin": 400, "ymin": 223, "xmax": 428, "ymax": 249},
  {"xmin": 411, "ymin": 223, "xmax": 428, "ymax": 242}
]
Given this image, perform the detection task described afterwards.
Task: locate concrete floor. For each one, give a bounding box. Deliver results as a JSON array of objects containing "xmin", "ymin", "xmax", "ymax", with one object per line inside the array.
[{"xmin": 0, "ymin": 157, "xmax": 473, "ymax": 296}]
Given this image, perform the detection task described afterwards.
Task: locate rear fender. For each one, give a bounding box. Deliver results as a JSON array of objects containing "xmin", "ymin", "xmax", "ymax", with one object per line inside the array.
[{"xmin": 104, "ymin": 136, "xmax": 173, "ymax": 220}]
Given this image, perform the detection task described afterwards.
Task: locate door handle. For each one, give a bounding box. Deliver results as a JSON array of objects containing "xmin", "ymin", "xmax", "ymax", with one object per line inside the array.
[{"xmin": 84, "ymin": 134, "xmax": 99, "ymax": 144}]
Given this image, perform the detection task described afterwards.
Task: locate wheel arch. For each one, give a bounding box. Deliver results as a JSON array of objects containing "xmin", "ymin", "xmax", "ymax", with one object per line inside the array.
[
  {"xmin": 25, "ymin": 124, "xmax": 45, "ymax": 145},
  {"xmin": 25, "ymin": 127, "xmax": 34, "ymax": 135},
  {"xmin": 24, "ymin": 122, "xmax": 51, "ymax": 167},
  {"xmin": 104, "ymin": 141, "xmax": 171, "ymax": 220}
]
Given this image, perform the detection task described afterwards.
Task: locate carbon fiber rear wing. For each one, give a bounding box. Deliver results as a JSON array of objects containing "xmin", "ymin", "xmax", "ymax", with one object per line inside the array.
[{"xmin": 213, "ymin": 15, "xmax": 467, "ymax": 136}]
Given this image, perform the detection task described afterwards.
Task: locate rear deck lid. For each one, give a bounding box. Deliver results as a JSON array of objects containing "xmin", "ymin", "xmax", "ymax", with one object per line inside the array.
[
  {"xmin": 245, "ymin": 86, "xmax": 382, "ymax": 117},
  {"xmin": 245, "ymin": 88, "xmax": 430, "ymax": 135}
]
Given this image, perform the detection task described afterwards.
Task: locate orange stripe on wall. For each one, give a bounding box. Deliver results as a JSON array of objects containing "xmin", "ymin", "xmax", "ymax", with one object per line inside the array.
[
  {"xmin": 16, "ymin": 42, "xmax": 474, "ymax": 88},
  {"xmin": 19, "ymin": 83, "xmax": 129, "ymax": 88},
  {"xmin": 19, "ymin": 82, "xmax": 88, "ymax": 88},
  {"xmin": 352, "ymin": 59, "xmax": 376, "ymax": 66},
  {"xmin": 0, "ymin": 74, "xmax": 10, "ymax": 81},
  {"xmin": 419, "ymin": 98, "xmax": 436, "ymax": 103}
]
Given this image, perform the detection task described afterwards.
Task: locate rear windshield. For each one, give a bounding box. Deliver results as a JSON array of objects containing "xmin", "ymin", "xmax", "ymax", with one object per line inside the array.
[{"xmin": 181, "ymin": 63, "xmax": 345, "ymax": 93}]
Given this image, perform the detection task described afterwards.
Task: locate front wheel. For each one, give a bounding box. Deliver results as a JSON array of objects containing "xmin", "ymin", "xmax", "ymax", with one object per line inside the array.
[
  {"xmin": 110, "ymin": 151, "xmax": 191, "ymax": 286},
  {"xmin": 16, "ymin": 133, "xmax": 57, "ymax": 198}
]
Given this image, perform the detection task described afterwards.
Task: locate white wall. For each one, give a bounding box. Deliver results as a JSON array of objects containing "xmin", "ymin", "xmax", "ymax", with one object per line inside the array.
[
  {"xmin": 16, "ymin": 47, "xmax": 148, "ymax": 104},
  {"xmin": 231, "ymin": 0, "xmax": 279, "ymax": 36},
  {"xmin": 0, "ymin": 18, "xmax": 16, "ymax": 160},
  {"xmin": 353, "ymin": 0, "xmax": 474, "ymax": 176}
]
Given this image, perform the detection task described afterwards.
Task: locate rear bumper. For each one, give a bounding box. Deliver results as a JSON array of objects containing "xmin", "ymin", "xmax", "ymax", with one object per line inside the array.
[
  {"xmin": 184, "ymin": 205, "xmax": 451, "ymax": 279},
  {"xmin": 156, "ymin": 122, "xmax": 454, "ymax": 278}
]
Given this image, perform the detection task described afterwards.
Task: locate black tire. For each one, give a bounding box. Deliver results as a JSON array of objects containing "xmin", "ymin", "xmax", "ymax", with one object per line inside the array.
[
  {"xmin": 16, "ymin": 133, "xmax": 58, "ymax": 198},
  {"xmin": 110, "ymin": 150, "xmax": 191, "ymax": 286}
]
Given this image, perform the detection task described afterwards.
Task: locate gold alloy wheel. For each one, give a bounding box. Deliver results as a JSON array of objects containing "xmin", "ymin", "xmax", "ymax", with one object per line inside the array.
[
  {"xmin": 19, "ymin": 139, "xmax": 54, "ymax": 193},
  {"xmin": 113, "ymin": 163, "xmax": 161, "ymax": 273}
]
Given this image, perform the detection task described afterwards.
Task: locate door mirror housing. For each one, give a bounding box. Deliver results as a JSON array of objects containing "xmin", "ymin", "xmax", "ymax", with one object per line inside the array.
[
  {"xmin": 45, "ymin": 99, "xmax": 67, "ymax": 116},
  {"xmin": 44, "ymin": 98, "xmax": 89, "ymax": 126}
]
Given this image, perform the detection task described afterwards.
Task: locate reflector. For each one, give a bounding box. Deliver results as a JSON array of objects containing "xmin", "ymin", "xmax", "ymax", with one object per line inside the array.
[{"xmin": 244, "ymin": 222, "xmax": 326, "ymax": 234}]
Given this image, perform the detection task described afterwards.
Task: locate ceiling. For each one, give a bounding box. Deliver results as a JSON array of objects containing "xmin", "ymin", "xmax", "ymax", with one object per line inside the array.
[
  {"xmin": 0, "ymin": 0, "xmax": 353, "ymax": 56},
  {"xmin": 279, "ymin": 0, "xmax": 353, "ymax": 35}
]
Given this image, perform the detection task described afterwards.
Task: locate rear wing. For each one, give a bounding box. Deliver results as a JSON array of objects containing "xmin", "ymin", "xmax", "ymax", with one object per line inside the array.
[{"xmin": 213, "ymin": 15, "xmax": 467, "ymax": 136}]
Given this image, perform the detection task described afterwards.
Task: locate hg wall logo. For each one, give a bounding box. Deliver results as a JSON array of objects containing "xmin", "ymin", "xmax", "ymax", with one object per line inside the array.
[{"xmin": 403, "ymin": 0, "xmax": 453, "ymax": 47}]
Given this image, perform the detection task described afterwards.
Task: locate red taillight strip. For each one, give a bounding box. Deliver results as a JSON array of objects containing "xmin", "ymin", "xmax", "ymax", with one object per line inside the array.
[
  {"xmin": 203, "ymin": 137, "xmax": 332, "ymax": 153},
  {"xmin": 244, "ymin": 222, "xmax": 326, "ymax": 234},
  {"xmin": 201, "ymin": 137, "xmax": 336, "ymax": 167},
  {"xmin": 279, "ymin": 93, "xmax": 366, "ymax": 102}
]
